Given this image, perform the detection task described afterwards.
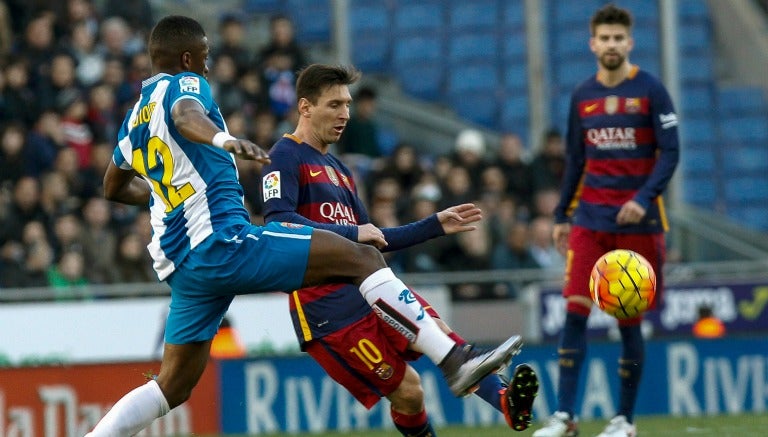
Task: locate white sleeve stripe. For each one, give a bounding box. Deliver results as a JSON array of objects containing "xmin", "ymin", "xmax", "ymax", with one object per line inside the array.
[
  {"xmin": 262, "ymin": 230, "xmax": 312, "ymax": 240},
  {"xmin": 170, "ymin": 95, "xmax": 209, "ymax": 115}
]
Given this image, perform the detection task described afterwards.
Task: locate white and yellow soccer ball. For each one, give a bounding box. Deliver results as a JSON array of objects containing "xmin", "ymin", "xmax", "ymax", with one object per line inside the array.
[{"xmin": 589, "ymin": 249, "xmax": 657, "ymax": 319}]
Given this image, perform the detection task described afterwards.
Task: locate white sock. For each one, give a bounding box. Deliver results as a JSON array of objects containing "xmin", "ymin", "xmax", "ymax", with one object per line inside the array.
[
  {"xmin": 359, "ymin": 268, "xmax": 456, "ymax": 364},
  {"xmin": 86, "ymin": 379, "xmax": 170, "ymax": 436}
]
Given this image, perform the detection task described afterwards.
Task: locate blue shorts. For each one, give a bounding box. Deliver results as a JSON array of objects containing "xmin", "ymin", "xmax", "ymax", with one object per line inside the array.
[{"xmin": 165, "ymin": 221, "xmax": 313, "ymax": 344}]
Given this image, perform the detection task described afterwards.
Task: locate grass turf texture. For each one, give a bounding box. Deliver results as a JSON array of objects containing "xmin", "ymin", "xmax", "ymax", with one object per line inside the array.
[{"xmin": 216, "ymin": 412, "xmax": 768, "ymax": 436}]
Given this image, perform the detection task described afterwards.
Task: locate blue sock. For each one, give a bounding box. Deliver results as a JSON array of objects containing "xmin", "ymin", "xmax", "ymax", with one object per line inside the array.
[
  {"xmin": 617, "ymin": 324, "xmax": 644, "ymax": 422},
  {"xmin": 557, "ymin": 312, "xmax": 588, "ymax": 417},
  {"xmin": 474, "ymin": 373, "xmax": 505, "ymax": 412}
]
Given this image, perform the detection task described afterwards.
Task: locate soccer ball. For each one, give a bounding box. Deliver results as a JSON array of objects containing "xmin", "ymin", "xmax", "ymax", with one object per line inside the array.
[{"xmin": 589, "ymin": 249, "xmax": 656, "ymax": 319}]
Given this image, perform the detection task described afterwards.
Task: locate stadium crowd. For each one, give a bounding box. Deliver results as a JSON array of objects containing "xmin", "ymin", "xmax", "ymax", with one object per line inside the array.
[{"xmin": 0, "ymin": 1, "xmax": 565, "ymax": 300}]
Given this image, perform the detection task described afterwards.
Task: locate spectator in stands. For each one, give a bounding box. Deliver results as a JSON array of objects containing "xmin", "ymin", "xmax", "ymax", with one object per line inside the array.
[
  {"xmin": 16, "ymin": 12, "xmax": 57, "ymax": 86},
  {"xmin": 496, "ymin": 132, "xmax": 534, "ymax": 218},
  {"xmin": 210, "ymin": 53, "xmax": 245, "ymax": 117},
  {"xmin": 212, "ymin": 13, "xmax": 252, "ymax": 74},
  {"xmin": 491, "ymin": 220, "xmax": 540, "ymax": 298},
  {"xmin": 0, "ymin": 176, "xmax": 48, "ymax": 247},
  {"xmin": 58, "ymin": 89, "xmax": 95, "ymax": 170},
  {"xmin": 96, "ymin": 16, "xmax": 144, "ymax": 64},
  {"xmin": 337, "ymin": 86, "xmax": 382, "ymax": 158},
  {"xmin": 0, "ymin": 1, "xmax": 13, "ymax": 63},
  {"xmin": 38, "ymin": 52, "xmax": 82, "ymax": 114},
  {"xmin": 451, "ymin": 128, "xmax": 488, "ymax": 192},
  {"xmin": 0, "ymin": 220, "xmax": 53, "ymax": 288},
  {"xmin": 3, "ymin": 58, "xmax": 39, "ymax": 126},
  {"xmin": 25, "ymin": 110, "xmax": 64, "ymax": 177},
  {"xmin": 692, "ymin": 305, "xmax": 726, "ymax": 339},
  {"xmin": 47, "ymin": 248, "xmax": 89, "ymax": 293},
  {"xmin": 113, "ymin": 232, "xmax": 155, "ymax": 283},
  {"xmin": 52, "ymin": 146, "xmax": 91, "ymax": 199},
  {"xmin": 39, "ymin": 170, "xmax": 78, "ymax": 220},
  {"xmin": 371, "ymin": 142, "xmax": 425, "ymax": 204},
  {"xmin": 0, "ymin": 122, "xmax": 28, "ymax": 187},
  {"xmin": 528, "ymin": 216, "xmax": 564, "ymax": 271},
  {"xmin": 102, "ymin": 0, "xmax": 155, "ymax": 39},
  {"xmin": 252, "ymin": 109, "xmax": 279, "ymax": 147},
  {"xmin": 441, "ymin": 221, "xmax": 494, "ymax": 300},
  {"xmin": 101, "ymin": 55, "xmax": 135, "ymax": 110},
  {"xmin": 257, "ymin": 14, "xmax": 308, "ymax": 120},
  {"xmin": 80, "ymin": 196, "xmax": 117, "ymax": 284},
  {"xmin": 438, "ymin": 164, "xmax": 474, "ymax": 211},
  {"xmin": 238, "ymin": 67, "xmax": 268, "ymax": 117},
  {"xmin": 257, "ymin": 14, "xmax": 308, "ymax": 75},
  {"xmin": 87, "ymin": 84, "xmax": 119, "ymax": 143},
  {"xmin": 530, "ymin": 128, "xmax": 566, "ymax": 193},
  {"xmin": 68, "ymin": 20, "xmax": 105, "ymax": 88},
  {"xmin": 51, "ymin": 212, "xmax": 84, "ymax": 258}
]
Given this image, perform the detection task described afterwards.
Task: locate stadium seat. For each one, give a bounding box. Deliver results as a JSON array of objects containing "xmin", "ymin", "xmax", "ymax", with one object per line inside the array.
[
  {"xmin": 502, "ymin": 28, "xmax": 528, "ymax": 61},
  {"xmin": 551, "ymin": 0, "xmax": 603, "ymax": 26},
  {"xmin": 449, "ymin": 0, "xmax": 499, "ymax": 30},
  {"xmin": 503, "ymin": 62, "xmax": 527, "ymax": 92},
  {"xmin": 681, "ymin": 117, "xmax": 718, "ymax": 144},
  {"xmin": 349, "ymin": 3, "xmax": 390, "ymax": 34},
  {"xmin": 678, "ymin": 22, "xmax": 713, "ymax": 53},
  {"xmin": 678, "ymin": 54, "xmax": 715, "ymax": 85},
  {"xmin": 500, "ymin": 94, "xmax": 530, "ymax": 126},
  {"xmin": 448, "ymin": 32, "xmax": 498, "ymax": 64},
  {"xmin": 631, "ymin": 24, "xmax": 660, "ymax": 57},
  {"xmin": 633, "ymin": 54, "xmax": 660, "ymax": 76},
  {"xmin": 726, "ymin": 206, "xmax": 768, "ymax": 232},
  {"xmin": 681, "ymin": 144, "xmax": 717, "ymax": 175},
  {"xmin": 719, "ymin": 116, "xmax": 768, "ymax": 143},
  {"xmin": 721, "ymin": 143, "xmax": 768, "ymax": 174},
  {"xmin": 392, "ymin": 35, "xmax": 443, "ymax": 66},
  {"xmin": 553, "ymin": 28, "xmax": 591, "ymax": 60},
  {"xmin": 678, "ymin": 0, "xmax": 711, "ymax": 24},
  {"xmin": 394, "ymin": 1, "xmax": 444, "ymax": 34},
  {"xmin": 446, "ymin": 63, "xmax": 499, "ymax": 94},
  {"xmin": 620, "ymin": 0, "xmax": 658, "ymax": 24},
  {"xmin": 395, "ymin": 63, "xmax": 444, "ymax": 101},
  {"xmin": 554, "ymin": 59, "xmax": 595, "ymax": 89},
  {"xmin": 286, "ymin": 1, "xmax": 331, "ymax": 43},
  {"xmin": 352, "ymin": 36, "xmax": 390, "ymax": 73},
  {"xmin": 717, "ymin": 86, "xmax": 768, "ymax": 115},
  {"xmin": 679, "ymin": 84, "xmax": 716, "ymax": 117},
  {"xmin": 502, "ymin": 0, "xmax": 526, "ymax": 29},
  {"xmin": 243, "ymin": 0, "xmax": 284, "ymax": 14},
  {"xmin": 724, "ymin": 176, "xmax": 768, "ymax": 203},
  {"xmin": 682, "ymin": 175, "xmax": 718, "ymax": 207},
  {"xmin": 448, "ymin": 92, "xmax": 499, "ymax": 129}
]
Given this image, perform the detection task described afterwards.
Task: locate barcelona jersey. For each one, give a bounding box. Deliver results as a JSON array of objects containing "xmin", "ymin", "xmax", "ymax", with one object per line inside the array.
[
  {"xmin": 262, "ymin": 134, "xmax": 444, "ymax": 348},
  {"xmin": 553, "ymin": 66, "xmax": 680, "ymax": 234}
]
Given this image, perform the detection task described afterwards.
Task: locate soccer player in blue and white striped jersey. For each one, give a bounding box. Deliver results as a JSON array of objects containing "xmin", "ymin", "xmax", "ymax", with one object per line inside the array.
[{"xmin": 87, "ymin": 16, "xmax": 523, "ymax": 436}]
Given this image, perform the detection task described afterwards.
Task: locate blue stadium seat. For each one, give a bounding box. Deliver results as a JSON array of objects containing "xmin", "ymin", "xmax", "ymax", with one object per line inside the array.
[
  {"xmin": 551, "ymin": 0, "xmax": 602, "ymax": 26},
  {"xmin": 553, "ymin": 28, "xmax": 591, "ymax": 60},
  {"xmin": 721, "ymin": 143, "xmax": 768, "ymax": 174},
  {"xmin": 682, "ymin": 175, "xmax": 718, "ymax": 207},
  {"xmin": 243, "ymin": 0, "xmax": 284, "ymax": 14},
  {"xmin": 679, "ymin": 54, "xmax": 715, "ymax": 85},
  {"xmin": 448, "ymin": 92, "xmax": 499, "ymax": 128},
  {"xmin": 500, "ymin": 94, "xmax": 530, "ymax": 126},
  {"xmin": 349, "ymin": 3, "xmax": 390, "ymax": 34},
  {"xmin": 448, "ymin": 32, "xmax": 498, "ymax": 64},
  {"xmin": 502, "ymin": 28, "xmax": 527, "ymax": 61},
  {"xmin": 681, "ymin": 117, "xmax": 717, "ymax": 144},
  {"xmin": 554, "ymin": 59, "xmax": 595, "ymax": 89},
  {"xmin": 286, "ymin": 1, "xmax": 330, "ymax": 43},
  {"xmin": 395, "ymin": 63, "xmax": 444, "ymax": 101},
  {"xmin": 449, "ymin": 0, "xmax": 499, "ymax": 30},
  {"xmin": 726, "ymin": 206, "xmax": 768, "ymax": 232},
  {"xmin": 679, "ymin": 84, "xmax": 716, "ymax": 116},
  {"xmin": 394, "ymin": 1, "xmax": 444, "ymax": 34},
  {"xmin": 633, "ymin": 54, "xmax": 660, "ymax": 76},
  {"xmin": 681, "ymin": 144, "xmax": 716, "ymax": 175},
  {"xmin": 678, "ymin": 0, "xmax": 711, "ymax": 24},
  {"xmin": 724, "ymin": 177, "xmax": 768, "ymax": 203},
  {"xmin": 717, "ymin": 86, "xmax": 768, "ymax": 115},
  {"xmin": 720, "ymin": 116, "xmax": 768, "ymax": 143},
  {"xmin": 352, "ymin": 36, "xmax": 389, "ymax": 73},
  {"xmin": 446, "ymin": 63, "xmax": 499, "ymax": 94},
  {"xmin": 503, "ymin": 62, "xmax": 527, "ymax": 91},
  {"xmin": 631, "ymin": 24, "xmax": 660, "ymax": 57},
  {"xmin": 620, "ymin": 0, "xmax": 659, "ymax": 24},
  {"xmin": 502, "ymin": 0, "xmax": 526, "ymax": 28},
  {"xmin": 678, "ymin": 22, "xmax": 712, "ymax": 52},
  {"xmin": 392, "ymin": 35, "xmax": 443, "ymax": 66}
]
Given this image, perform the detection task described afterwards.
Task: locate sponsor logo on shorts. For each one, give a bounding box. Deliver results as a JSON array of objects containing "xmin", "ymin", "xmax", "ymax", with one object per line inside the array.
[{"xmin": 372, "ymin": 304, "xmax": 417, "ymax": 343}]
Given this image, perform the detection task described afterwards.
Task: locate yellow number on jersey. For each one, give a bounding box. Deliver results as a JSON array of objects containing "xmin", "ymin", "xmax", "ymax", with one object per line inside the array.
[{"xmin": 132, "ymin": 137, "xmax": 196, "ymax": 212}]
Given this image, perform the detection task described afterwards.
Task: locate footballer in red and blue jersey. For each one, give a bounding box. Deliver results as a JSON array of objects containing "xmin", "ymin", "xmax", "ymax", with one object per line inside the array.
[{"xmin": 554, "ymin": 65, "xmax": 679, "ymax": 235}]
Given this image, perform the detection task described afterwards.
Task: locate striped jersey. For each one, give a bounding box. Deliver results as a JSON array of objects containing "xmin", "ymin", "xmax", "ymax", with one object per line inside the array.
[
  {"xmin": 113, "ymin": 73, "xmax": 249, "ymax": 280},
  {"xmin": 553, "ymin": 66, "xmax": 680, "ymax": 234},
  {"xmin": 262, "ymin": 134, "xmax": 444, "ymax": 347}
]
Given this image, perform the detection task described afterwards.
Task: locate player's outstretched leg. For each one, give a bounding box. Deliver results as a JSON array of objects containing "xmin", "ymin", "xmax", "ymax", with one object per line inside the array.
[
  {"xmin": 501, "ymin": 363, "xmax": 539, "ymax": 431},
  {"xmin": 439, "ymin": 335, "xmax": 523, "ymax": 397}
]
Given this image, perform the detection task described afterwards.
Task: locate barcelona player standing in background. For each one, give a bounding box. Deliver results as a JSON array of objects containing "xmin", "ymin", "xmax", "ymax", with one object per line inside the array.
[{"xmin": 533, "ymin": 4, "xmax": 679, "ymax": 437}]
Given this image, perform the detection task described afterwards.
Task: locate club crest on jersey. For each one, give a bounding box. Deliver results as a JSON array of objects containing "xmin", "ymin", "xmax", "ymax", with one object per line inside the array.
[
  {"xmin": 340, "ymin": 174, "xmax": 352, "ymax": 190},
  {"xmin": 324, "ymin": 166, "xmax": 339, "ymax": 186},
  {"xmin": 179, "ymin": 76, "xmax": 200, "ymax": 94},
  {"xmin": 605, "ymin": 95, "xmax": 619, "ymax": 114},
  {"xmin": 625, "ymin": 98, "xmax": 641, "ymax": 114},
  {"xmin": 262, "ymin": 170, "xmax": 281, "ymax": 200}
]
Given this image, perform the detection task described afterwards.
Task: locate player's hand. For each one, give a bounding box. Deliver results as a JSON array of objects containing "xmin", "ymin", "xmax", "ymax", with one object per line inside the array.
[
  {"xmin": 552, "ymin": 222, "xmax": 570, "ymax": 255},
  {"xmin": 223, "ymin": 139, "xmax": 271, "ymax": 165},
  {"xmin": 437, "ymin": 203, "xmax": 482, "ymax": 234},
  {"xmin": 357, "ymin": 223, "xmax": 387, "ymax": 249},
  {"xmin": 616, "ymin": 200, "xmax": 646, "ymax": 225}
]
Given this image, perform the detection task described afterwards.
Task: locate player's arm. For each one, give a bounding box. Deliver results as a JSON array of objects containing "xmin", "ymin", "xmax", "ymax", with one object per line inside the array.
[
  {"xmin": 171, "ymin": 99, "xmax": 270, "ymax": 163},
  {"xmin": 104, "ymin": 160, "xmax": 150, "ymax": 205},
  {"xmin": 378, "ymin": 203, "xmax": 481, "ymax": 252},
  {"xmin": 632, "ymin": 82, "xmax": 681, "ymax": 209},
  {"xmin": 553, "ymin": 93, "xmax": 587, "ymax": 225}
]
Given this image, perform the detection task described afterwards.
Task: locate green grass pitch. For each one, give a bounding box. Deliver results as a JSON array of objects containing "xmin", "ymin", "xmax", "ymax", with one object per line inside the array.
[{"xmin": 238, "ymin": 413, "xmax": 767, "ymax": 436}]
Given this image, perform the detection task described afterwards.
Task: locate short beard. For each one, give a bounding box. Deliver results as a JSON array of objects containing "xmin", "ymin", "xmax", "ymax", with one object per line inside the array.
[{"xmin": 599, "ymin": 54, "xmax": 625, "ymax": 71}]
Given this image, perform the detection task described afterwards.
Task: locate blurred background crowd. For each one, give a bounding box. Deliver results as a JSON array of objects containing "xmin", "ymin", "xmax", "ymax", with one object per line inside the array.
[{"xmin": 0, "ymin": 0, "xmax": 723, "ymax": 301}]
